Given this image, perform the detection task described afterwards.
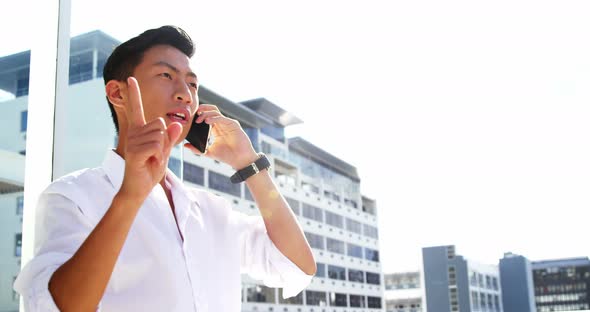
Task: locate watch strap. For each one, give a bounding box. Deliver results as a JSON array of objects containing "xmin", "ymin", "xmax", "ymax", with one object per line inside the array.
[{"xmin": 230, "ymin": 153, "xmax": 271, "ymax": 184}]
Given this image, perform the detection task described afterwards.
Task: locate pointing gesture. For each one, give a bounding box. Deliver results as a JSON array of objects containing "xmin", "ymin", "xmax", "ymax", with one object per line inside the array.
[{"xmin": 119, "ymin": 77, "xmax": 182, "ymax": 201}]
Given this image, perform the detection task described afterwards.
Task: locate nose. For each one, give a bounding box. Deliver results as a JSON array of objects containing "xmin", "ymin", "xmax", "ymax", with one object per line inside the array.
[{"xmin": 174, "ymin": 80, "xmax": 193, "ymax": 105}]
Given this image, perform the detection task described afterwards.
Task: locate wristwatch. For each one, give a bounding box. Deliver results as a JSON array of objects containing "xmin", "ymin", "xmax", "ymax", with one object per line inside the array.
[{"xmin": 230, "ymin": 153, "xmax": 271, "ymax": 184}]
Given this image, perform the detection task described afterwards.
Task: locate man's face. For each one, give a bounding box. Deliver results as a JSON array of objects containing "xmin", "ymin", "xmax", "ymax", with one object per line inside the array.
[{"xmin": 129, "ymin": 44, "xmax": 199, "ymax": 144}]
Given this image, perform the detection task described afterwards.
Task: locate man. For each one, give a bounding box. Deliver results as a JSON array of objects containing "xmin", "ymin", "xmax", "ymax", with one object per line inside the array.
[{"xmin": 14, "ymin": 25, "xmax": 316, "ymax": 311}]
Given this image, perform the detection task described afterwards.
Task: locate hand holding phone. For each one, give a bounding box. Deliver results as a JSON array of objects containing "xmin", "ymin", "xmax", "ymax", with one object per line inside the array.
[{"xmin": 185, "ymin": 113, "xmax": 211, "ymax": 153}]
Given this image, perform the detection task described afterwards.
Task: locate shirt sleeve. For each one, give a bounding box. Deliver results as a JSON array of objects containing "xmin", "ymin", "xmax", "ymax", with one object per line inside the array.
[
  {"xmin": 235, "ymin": 212, "xmax": 313, "ymax": 299},
  {"xmin": 13, "ymin": 191, "xmax": 101, "ymax": 311}
]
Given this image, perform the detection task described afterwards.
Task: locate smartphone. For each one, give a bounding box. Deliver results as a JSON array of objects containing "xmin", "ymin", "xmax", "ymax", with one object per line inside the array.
[{"xmin": 185, "ymin": 113, "xmax": 211, "ymax": 153}]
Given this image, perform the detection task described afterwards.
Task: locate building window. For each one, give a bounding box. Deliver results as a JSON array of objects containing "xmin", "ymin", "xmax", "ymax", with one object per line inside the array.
[
  {"xmin": 364, "ymin": 248, "xmax": 380, "ymax": 262},
  {"xmin": 347, "ymin": 243, "xmax": 364, "ymax": 259},
  {"xmin": 366, "ymin": 272, "xmax": 381, "ymax": 285},
  {"xmin": 168, "ymin": 157, "xmax": 181, "ymax": 177},
  {"xmin": 21, "ymin": 110, "xmax": 28, "ymax": 132},
  {"xmin": 285, "ymin": 197, "xmax": 300, "ymax": 215},
  {"xmin": 305, "ymin": 290, "xmax": 327, "ymax": 306},
  {"xmin": 349, "ymin": 294, "xmax": 366, "ymax": 307},
  {"xmin": 16, "ymin": 195, "xmax": 24, "ymax": 216},
  {"xmin": 279, "ymin": 288, "xmax": 303, "ymax": 304},
  {"xmin": 245, "ymin": 284, "xmax": 276, "ymax": 303},
  {"xmin": 486, "ymin": 275, "xmax": 492, "ymax": 289},
  {"xmin": 69, "ymin": 51, "xmax": 94, "ymax": 84},
  {"xmin": 329, "ymin": 292, "xmax": 348, "ymax": 307},
  {"xmin": 316, "ymin": 262, "xmax": 326, "ymax": 278},
  {"xmin": 304, "ymin": 232, "xmax": 325, "ymax": 250},
  {"xmin": 302, "ymin": 203, "xmax": 324, "ymax": 222},
  {"xmin": 325, "ymin": 210, "xmax": 344, "ymax": 228},
  {"xmin": 208, "ymin": 171, "xmax": 241, "ymax": 197},
  {"xmin": 363, "ymin": 224, "xmax": 379, "ymax": 239},
  {"xmin": 367, "ymin": 296, "xmax": 382, "ymax": 308},
  {"xmin": 326, "ymin": 238, "xmax": 345, "ymax": 255},
  {"xmin": 183, "ymin": 162, "xmax": 204, "ymax": 185},
  {"xmin": 15, "ymin": 233, "xmax": 22, "ymax": 257},
  {"xmin": 348, "ymin": 269, "xmax": 365, "ymax": 283},
  {"xmin": 16, "ymin": 77, "xmax": 29, "ymax": 97},
  {"xmin": 478, "ymin": 273, "xmax": 484, "ymax": 288},
  {"xmin": 328, "ymin": 265, "xmax": 346, "ymax": 280},
  {"xmin": 346, "ymin": 218, "xmax": 362, "ymax": 234},
  {"xmin": 492, "ymin": 277, "xmax": 498, "ymax": 290},
  {"xmin": 471, "ymin": 291, "xmax": 479, "ymax": 309}
]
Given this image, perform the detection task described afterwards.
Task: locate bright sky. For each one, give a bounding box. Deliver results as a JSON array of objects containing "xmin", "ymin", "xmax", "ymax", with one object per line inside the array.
[{"xmin": 3, "ymin": 0, "xmax": 590, "ymax": 273}]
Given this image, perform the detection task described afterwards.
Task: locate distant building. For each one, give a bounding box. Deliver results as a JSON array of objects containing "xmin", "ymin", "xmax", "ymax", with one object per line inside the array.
[
  {"xmin": 499, "ymin": 252, "xmax": 536, "ymax": 312},
  {"xmin": 385, "ymin": 271, "xmax": 423, "ymax": 312},
  {"xmin": 422, "ymin": 245, "xmax": 503, "ymax": 312},
  {"xmin": 532, "ymin": 257, "xmax": 590, "ymax": 312}
]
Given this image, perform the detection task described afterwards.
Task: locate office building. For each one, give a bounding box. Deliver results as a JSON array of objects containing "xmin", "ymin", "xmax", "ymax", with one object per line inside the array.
[
  {"xmin": 422, "ymin": 245, "xmax": 503, "ymax": 312},
  {"xmin": 0, "ymin": 30, "xmax": 383, "ymax": 312},
  {"xmin": 498, "ymin": 252, "xmax": 536, "ymax": 312},
  {"xmin": 532, "ymin": 257, "xmax": 590, "ymax": 312},
  {"xmin": 385, "ymin": 271, "xmax": 423, "ymax": 312}
]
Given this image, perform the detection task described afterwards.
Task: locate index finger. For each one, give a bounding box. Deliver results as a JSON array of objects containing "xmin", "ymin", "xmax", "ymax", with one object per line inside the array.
[{"xmin": 127, "ymin": 77, "xmax": 146, "ymax": 128}]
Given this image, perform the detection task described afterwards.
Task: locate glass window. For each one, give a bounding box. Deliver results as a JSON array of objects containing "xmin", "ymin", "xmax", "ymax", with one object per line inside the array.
[
  {"xmin": 316, "ymin": 262, "xmax": 326, "ymax": 278},
  {"xmin": 208, "ymin": 170, "xmax": 241, "ymax": 197},
  {"xmin": 347, "ymin": 243, "xmax": 364, "ymax": 259},
  {"xmin": 20, "ymin": 110, "xmax": 28, "ymax": 132},
  {"xmin": 167, "ymin": 157, "xmax": 181, "ymax": 177},
  {"xmin": 183, "ymin": 162, "xmax": 204, "ymax": 186},
  {"xmin": 366, "ymin": 271, "xmax": 381, "ymax": 285},
  {"xmin": 14, "ymin": 233, "xmax": 22, "ymax": 257},
  {"xmin": 16, "ymin": 195, "xmax": 24, "ymax": 216},
  {"xmin": 305, "ymin": 290, "xmax": 327, "ymax": 306},
  {"xmin": 346, "ymin": 218, "xmax": 362, "ymax": 234},
  {"xmin": 68, "ymin": 51, "xmax": 94, "ymax": 84},
  {"xmin": 365, "ymin": 248, "xmax": 380, "ymax": 262},
  {"xmin": 304, "ymin": 232, "xmax": 325, "ymax": 250},
  {"xmin": 279, "ymin": 288, "xmax": 303, "ymax": 305},
  {"xmin": 363, "ymin": 223, "xmax": 379, "ymax": 239},
  {"xmin": 285, "ymin": 196, "xmax": 299, "ymax": 215},
  {"xmin": 325, "ymin": 210, "xmax": 344, "ymax": 228},
  {"xmin": 302, "ymin": 203, "xmax": 323, "ymax": 222},
  {"xmin": 471, "ymin": 291, "xmax": 479, "ymax": 309},
  {"xmin": 348, "ymin": 269, "xmax": 365, "ymax": 283},
  {"xmin": 327, "ymin": 264, "xmax": 346, "ymax": 280},
  {"xmin": 349, "ymin": 294, "xmax": 366, "ymax": 307},
  {"xmin": 492, "ymin": 277, "xmax": 499, "ymax": 290},
  {"xmin": 326, "ymin": 237, "xmax": 345, "ymax": 254},
  {"xmin": 329, "ymin": 292, "xmax": 348, "ymax": 307},
  {"xmin": 245, "ymin": 284, "xmax": 276, "ymax": 303},
  {"xmin": 367, "ymin": 296, "xmax": 382, "ymax": 308}
]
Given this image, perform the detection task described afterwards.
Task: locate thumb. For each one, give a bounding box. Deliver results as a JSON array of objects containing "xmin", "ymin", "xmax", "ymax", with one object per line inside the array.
[{"xmin": 165, "ymin": 122, "xmax": 183, "ymax": 152}]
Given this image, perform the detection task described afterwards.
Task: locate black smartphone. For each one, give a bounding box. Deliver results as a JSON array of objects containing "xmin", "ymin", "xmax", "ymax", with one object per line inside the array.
[{"xmin": 185, "ymin": 113, "xmax": 211, "ymax": 153}]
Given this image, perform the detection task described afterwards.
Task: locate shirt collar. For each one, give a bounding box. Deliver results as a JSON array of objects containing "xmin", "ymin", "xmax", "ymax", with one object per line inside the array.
[
  {"xmin": 102, "ymin": 149, "xmax": 202, "ymax": 232},
  {"xmin": 102, "ymin": 149, "xmax": 125, "ymax": 191}
]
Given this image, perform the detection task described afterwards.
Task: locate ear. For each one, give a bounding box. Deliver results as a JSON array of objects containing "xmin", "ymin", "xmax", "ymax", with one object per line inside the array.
[{"xmin": 105, "ymin": 80, "xmax": 128, "ymax": 108}]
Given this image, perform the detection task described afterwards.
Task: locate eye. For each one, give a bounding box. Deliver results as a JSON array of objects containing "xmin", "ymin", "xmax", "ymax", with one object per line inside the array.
[
  {"xmin": 188, "ymin": 82, "xmax": 198, "ymax": 89},
  {"xmin": 160, "ymin": 72, "xmax": 172, "ymax": 79}
]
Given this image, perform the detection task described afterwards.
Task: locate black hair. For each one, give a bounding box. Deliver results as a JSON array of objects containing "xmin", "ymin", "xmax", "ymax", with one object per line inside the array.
[{"xmin": 102, "ymin": 25, "xmax": 195, "ymax": 132}]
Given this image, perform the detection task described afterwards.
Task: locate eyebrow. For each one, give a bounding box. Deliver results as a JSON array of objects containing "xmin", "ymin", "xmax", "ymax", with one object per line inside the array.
[{"xmin": 152, "ymin": 61, "xmax": 198, "ymax": 80}]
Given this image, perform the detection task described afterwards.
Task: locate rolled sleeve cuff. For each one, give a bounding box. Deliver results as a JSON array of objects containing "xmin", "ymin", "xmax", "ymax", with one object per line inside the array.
[
  {"xmin": 266, "ymin": 241, "xmax": 313, "ymax": 299},
  {"xmin": 14, "ymin": 255, "xmax": 102, "ymax": 312},
  {"xmin": 14, "ymin": 263, "xmax": 61, "ymax": 312}
]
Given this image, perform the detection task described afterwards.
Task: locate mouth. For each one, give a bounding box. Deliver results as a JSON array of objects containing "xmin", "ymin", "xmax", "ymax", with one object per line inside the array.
[{"xmin": 166, "ymin": 108, "xmax": 191, "ymax": 125}]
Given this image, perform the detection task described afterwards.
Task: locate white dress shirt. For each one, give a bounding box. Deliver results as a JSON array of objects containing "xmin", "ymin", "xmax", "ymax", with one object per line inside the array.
[{"xmin": 14, "ymin": 150, "xmax": 312, "ymax": 312}]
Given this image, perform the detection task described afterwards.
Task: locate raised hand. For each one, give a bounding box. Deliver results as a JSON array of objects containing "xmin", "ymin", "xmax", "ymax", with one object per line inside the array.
[
  {"xmin": 183, "ymin": 104, "xmax": 259, "ymax": 170},
  {"xmin": 120, "ymin": 77, "xmax": 182, "ymax": 201}
]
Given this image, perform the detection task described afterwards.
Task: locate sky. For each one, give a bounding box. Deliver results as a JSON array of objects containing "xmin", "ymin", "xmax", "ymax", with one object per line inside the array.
[{"xmin": 3, "ymin": 0, "xmax": 590, "ymax": 273}]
